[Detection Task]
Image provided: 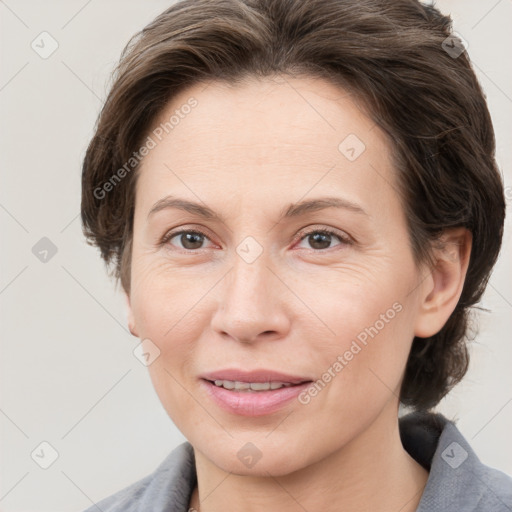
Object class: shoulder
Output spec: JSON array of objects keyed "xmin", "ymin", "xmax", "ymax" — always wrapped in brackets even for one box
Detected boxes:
[
  {"xmin": 400, "ymin": 411, "xmax": 512, "ymax": 511},
  {"xmin": 81, "ymin": 442, "xmax": 196, "ymax": 512}
]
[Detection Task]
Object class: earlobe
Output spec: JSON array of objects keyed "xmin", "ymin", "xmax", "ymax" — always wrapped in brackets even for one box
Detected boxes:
[
  {"xmin": 414, "ymin": 228, "xmax": 472, "ymax": 338},
  {"xmin": 124, "ymin": 292, "xmax": 139, "ymax": 338}
]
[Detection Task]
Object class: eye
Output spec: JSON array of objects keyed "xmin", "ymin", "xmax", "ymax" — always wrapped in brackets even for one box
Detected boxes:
[
  {"xmin": 160, "ymin": 226, "xmax": 352, "ymax": 253},
  {"xmin": 162, "ymin": 229, "xmax": 214, "ymax": 251},
  {"xmin": 295, "ymin": 227, "xmax": 351, "ymax": 251}
]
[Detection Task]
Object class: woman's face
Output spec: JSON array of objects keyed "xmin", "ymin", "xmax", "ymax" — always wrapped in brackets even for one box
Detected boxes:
[{"xmin": 127, "ymin": 75, "xmax": 430, "ymax": 475}]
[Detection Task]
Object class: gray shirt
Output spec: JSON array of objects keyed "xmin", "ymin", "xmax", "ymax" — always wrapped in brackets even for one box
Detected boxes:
[{"xmin": 83, "ymin": 411, "xmax": 512, "ymax": 511}]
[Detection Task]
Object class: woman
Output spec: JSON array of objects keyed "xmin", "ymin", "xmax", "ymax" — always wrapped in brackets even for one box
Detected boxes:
[{"xmin": 80, "ymin": 0, "xmax": 512, "ymax": 510}]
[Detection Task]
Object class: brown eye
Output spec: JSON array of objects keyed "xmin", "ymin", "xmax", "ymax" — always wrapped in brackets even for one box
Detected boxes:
[
  {"xmin": 164, "ymin": 230, "xmax": 212, "ymax": 251},
  {"xmin": 307, "ymin": 232, "xmax": 335, "ymax": 250},
  {"xmin": 296, "ymin": 228, "xmax": 351, "ymax": 251}
]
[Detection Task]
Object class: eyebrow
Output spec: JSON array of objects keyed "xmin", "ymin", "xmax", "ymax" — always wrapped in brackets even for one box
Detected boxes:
[{"xmin": 147, "ymin": 195, "xmax": 368, "ymax": 222}]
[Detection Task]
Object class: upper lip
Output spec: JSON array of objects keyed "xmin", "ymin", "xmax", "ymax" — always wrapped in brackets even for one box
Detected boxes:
[{"xmin": 201, "ymin": 369, "xmax": 313, "ymax": 385}]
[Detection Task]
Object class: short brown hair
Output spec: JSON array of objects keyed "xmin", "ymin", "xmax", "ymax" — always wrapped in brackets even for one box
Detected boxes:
[{"xmin": 81, "ymin": 0, "xmax": 506, "ymax": 411}]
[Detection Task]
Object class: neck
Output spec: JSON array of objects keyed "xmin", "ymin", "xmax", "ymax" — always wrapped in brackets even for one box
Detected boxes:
[{"xmin": 190, "ymin": 404, "xmax": 429, "ymax": 512}]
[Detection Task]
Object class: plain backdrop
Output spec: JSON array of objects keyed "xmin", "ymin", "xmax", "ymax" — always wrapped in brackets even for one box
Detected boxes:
[{"xmin": 1, "ymin": 1, "xmax": 511, "ymax": 511}]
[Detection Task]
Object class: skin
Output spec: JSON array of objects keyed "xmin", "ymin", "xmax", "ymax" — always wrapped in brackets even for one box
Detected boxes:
[{"xmin": 125, "ymin": 75, "xmax": 472, "ymax": 512}]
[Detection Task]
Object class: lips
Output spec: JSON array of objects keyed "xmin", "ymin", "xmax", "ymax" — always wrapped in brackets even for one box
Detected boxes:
[
  {"xmin": 200, "ymin": 368, "xmax": 312, "ymax": 385},
  {"xmin": 199, "ymin": 368, "xmax": 314, "ymax": 416}
]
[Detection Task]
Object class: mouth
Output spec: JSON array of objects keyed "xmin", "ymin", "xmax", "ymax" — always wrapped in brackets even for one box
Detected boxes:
[
  {"xmin": 201, "ymin": 368, "xmax": 312, "ymax": 385},
  {"xmin": 207, "ymin": 379, "xmax": 299, "ymax": 392},
  {"xmin": 199, "ymin": 369, "xmax": 313, "ymax": 416}
]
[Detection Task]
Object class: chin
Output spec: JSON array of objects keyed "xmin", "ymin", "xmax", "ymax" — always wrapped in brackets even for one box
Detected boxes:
[{"xmin": 194, "ymin": 434, "xmax": 314, "ymax": 477}]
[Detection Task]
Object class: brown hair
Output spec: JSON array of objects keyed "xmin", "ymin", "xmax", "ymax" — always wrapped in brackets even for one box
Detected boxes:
[{"xmin": 81, "ymin": 0, "xmax": 506, "ymax": 411}]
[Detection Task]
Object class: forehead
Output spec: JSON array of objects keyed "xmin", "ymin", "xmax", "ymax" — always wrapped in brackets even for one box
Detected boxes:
[
  {"xmin": 147, "ymin": 75, "xmax": 380, "ymax": 154},
  {"xmin": 135, "ymin": 75, "xmax": 399, "ymax": 220}
]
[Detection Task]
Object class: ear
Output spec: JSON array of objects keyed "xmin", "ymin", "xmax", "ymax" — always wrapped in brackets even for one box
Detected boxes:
[
  {"xmin": 414, "ymin": 227, "xmax": 472, "ymax": 338},
  {"xmin": 124, "ymin": 291, "xmax": 139, "ymax": 338}
]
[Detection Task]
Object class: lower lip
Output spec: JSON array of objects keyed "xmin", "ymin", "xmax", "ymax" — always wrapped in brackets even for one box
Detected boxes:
[{"xmin": 200, "ymin": 379, "xmax": 312, "ymax": 417}]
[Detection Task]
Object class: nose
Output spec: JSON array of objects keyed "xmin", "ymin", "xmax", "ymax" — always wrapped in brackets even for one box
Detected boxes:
[{"xmin": 210, "ymin": 252, "xmax": 291, "ymax": 344}]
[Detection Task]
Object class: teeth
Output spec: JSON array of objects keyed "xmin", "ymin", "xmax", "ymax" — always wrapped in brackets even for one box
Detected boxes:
[
  {"xmin": 250, "ymin": 382, "xmax": 270, "ymax": 391},
  {"xmin": 212, "ymin": 380, "xmax": 294, "ymax": 391}
]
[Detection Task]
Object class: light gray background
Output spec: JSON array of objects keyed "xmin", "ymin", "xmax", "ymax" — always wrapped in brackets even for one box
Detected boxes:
[{"xmin": 1, "ymin": 1, "xmax": 511, "ymax": 511}]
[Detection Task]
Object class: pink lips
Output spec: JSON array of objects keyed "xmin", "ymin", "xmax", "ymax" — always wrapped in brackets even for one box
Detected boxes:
[
  {"xmin": 201, "ymin": 368, "xmax": 310, "ymax": 384},
  {"xmin": 199, "ymin": 368, "xmax": 313, "ymax": 417}
]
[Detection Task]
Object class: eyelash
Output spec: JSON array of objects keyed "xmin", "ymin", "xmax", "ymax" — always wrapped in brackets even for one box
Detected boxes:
[{"xmin": 159, "ymin": 226, "xmax": 353, "ymax": 252}]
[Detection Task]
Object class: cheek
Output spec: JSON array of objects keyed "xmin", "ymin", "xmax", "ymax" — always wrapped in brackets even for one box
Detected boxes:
[
  {"xmin": 293, "ymin": 260, "xmax": 413, "ymax": 351},
  {"xmin": 128, "ymin": 261, "xmax": 208, "ymax": 409},
  {"xmin": 294, "ymin": 263, "xmax": 417, "ymax": 411},
  {"xmin": 130, "ymin": 256, "xmax": 209, "ymax": 338},
  {"xmin": 133, "ymin": 276, "xmax": 206, "ymax": 433}
]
